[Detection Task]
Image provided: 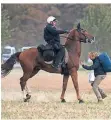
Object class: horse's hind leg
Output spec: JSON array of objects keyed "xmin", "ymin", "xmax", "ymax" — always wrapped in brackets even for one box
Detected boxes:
[
  {"xmin": 20, "ymin": 72, "xmax": 32, "ymax": 102},
  {"xmin": 25, "ymin": 68, "xmax": 40, "ymax": 100},
  {"xmin": 60, "ymin": 75, "xmax": 69, "ymax": 102},
  {"xmin": 25, "ymin": 84, "xmax": 31, "ymax": 100},
  {"xmin": 30, "ymin": 67, "xmax": 40, "ymax": 78}
]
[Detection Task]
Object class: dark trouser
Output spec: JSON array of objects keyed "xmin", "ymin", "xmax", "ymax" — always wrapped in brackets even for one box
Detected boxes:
[
  {"xmin": 47, "ymin": 40, "xmax": 65, "ymax": 67},
  {"xmin": 51, "ymin": 42, "xmax": 65, "ymax": 67},
  {"xmin": 54, "ymin": 46, "xmax": 65, "ymax": 67}
]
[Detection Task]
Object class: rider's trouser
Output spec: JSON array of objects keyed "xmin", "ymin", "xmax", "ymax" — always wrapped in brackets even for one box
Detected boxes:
[
  {"xmin": 51, "ymin": 42, "xmax": 65, "ymax": 67},
  {"xmin": 54, "ymin": 47, "xmax": 65, "ymax": 67}
]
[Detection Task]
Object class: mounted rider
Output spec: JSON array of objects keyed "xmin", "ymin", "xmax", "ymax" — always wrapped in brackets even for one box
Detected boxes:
[{"xmin": 44, "ymin": 16, "xmax": 69, "ymax": 70}]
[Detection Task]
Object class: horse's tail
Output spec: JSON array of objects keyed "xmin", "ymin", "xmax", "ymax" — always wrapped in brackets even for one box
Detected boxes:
[{"xmin": 1, "ymin": 52, "xmax": 21, "ymax": 78}]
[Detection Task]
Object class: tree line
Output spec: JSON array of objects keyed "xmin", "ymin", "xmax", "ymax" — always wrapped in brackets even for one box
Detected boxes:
[{"xmin": 1, "ymin": 4, "xmax": 111, "ymax": 60}]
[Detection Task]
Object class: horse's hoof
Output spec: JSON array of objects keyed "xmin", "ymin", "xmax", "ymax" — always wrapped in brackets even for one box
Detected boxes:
[
  {"xmin": 79, "ymin": 99, "xmax": 84, "ymax": 103},
  {"xmin": 26, "ymin": 94, "xmax": 31, "ymax": 100},
  {"xmin": 61, "ymin": 99, "xmax": 66, "ymax": 103}
]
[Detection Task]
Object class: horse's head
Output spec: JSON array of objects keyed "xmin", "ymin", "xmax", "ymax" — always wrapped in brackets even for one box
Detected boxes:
[
  {"xmin": 76, "ymin": 23, "xmax": 95, "ymax": 43},
  {"xmin": 67, "ymin": 23, "xmax": 95, "ymax": 43}
]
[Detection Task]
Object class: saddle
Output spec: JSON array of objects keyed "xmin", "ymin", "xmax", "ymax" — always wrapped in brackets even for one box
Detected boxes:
[
  {"xmin": 37, "ymin": 44, "xmax": 69, "ymax": 75},
  {"xmin": 37, "ymin": 44, "xmax": 55, "ymax": 62}
]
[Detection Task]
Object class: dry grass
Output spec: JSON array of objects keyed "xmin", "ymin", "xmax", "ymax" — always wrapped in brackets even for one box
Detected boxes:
[
  {"xmin": 2, "ymin": 91, "xmax": 111, "ymax": 119},
  {"xmin": 1, "ymin": 70, "xmax": 111, "ymax": 119}
]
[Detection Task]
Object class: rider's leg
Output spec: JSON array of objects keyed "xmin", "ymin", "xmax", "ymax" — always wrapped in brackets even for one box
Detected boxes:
[{"xmin": 52, "ymin": 46, "xmax": 65, "ymax": 69}]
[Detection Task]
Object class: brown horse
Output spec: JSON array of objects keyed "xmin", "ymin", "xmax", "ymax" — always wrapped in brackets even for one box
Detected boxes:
[{"xmin": 1, "ymin": 23, "xmax": 95, "ymax": 103}]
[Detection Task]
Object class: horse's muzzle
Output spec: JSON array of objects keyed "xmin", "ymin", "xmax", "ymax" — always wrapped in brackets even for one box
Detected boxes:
[
  {"xmin": 91, "ymin": 37, "xmax": 95, "ymax": 43},
  {"xmin": 87, "ymin": 37, "xmax": 95, "ymax": 43},
  {"xmin": 92, "ymin": 37, "xmax": 95, "ymax": 42}
]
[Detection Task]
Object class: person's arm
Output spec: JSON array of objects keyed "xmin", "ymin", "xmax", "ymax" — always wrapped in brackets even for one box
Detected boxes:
[
  {"xmin": 82, "ymin": 59, "xmax": 100, "ymax": 70},
  {"xmin": 47, "ymin": 25, "xmax": 68, "ymax": 35}
]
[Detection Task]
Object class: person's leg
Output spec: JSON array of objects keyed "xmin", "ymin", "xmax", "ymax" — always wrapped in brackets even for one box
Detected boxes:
[
  {"xmin": 92, "ymin": 75, "xmax": 105, "ymax": 102},
  {"xmin": 52, "ymin": 46, "xmax": 65, "ymax": 69},
  {"xmin": 98, "ymin": 87, "xmax": 107, "ymax": 99},
  {"xmin": 98, "ymin": 75, "xmax": 107, "ymax": 99}
]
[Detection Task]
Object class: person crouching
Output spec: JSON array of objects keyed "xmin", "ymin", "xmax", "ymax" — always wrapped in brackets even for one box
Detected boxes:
[{"xmin": 80, "ymin": 51, "xmax": 107, "ymax": 103}]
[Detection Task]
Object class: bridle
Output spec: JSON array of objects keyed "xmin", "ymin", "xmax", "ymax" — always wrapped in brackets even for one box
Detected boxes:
[{"xmin": 77, "ymin": 29, "xmax": 89, "ymax": 43}]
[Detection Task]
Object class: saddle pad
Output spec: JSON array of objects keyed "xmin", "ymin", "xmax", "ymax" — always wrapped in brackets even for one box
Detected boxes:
[{"xmin": 45, "ymin": 61, "xmax": 53, "ymax": 64}]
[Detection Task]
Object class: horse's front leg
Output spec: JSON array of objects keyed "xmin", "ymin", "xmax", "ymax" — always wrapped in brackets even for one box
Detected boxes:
[
  {"xmin": 60, "ymin": 75, "xmax": 69, "ymax": 102},
  {"xmin": 70, "ymin": 68, "xmax": 84, "ymax": 103}
]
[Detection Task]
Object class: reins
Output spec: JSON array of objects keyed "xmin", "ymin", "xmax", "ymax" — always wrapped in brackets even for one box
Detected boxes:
[
  {"xmin": 60, "ymin": 35, "xmax": 85, "ymax": 42},
  {"xmin": 60, "ymin": 29, "xmax": 88, "ymax": 42},
  {"xmin": 60, "ymin": 35, "xmax": 74, "ymax": 41}
]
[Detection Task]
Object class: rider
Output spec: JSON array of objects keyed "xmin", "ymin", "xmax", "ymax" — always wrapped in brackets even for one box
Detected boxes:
[{"xmin": 44, "ymin": 16, "xmax": 69, "ymax": 70}]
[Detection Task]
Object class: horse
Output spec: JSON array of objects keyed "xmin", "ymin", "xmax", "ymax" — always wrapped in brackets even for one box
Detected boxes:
[{"xmin": 1, "ymin": 23, "xmax": 95, "ymax": 103}]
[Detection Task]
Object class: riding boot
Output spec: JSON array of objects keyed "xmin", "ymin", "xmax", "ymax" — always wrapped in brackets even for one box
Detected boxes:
[{"xmin": 52, "ymin": 47, "xmax": 65, "ymax": 70}]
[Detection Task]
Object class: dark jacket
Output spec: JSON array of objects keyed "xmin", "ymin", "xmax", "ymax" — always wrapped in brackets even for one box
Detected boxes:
[
  {"xmin": 82, "ymin": 57, "xmax": 106, "ymax": 77},
  {"xmin": 44, "ymin": 24, "xmax": 67, "ymax": 45}
]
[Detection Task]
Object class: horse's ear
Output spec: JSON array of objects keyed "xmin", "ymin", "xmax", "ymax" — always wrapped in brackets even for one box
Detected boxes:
[{"xmin": 77, "ymin": 23, "xmax": 81, "ymax": 30}]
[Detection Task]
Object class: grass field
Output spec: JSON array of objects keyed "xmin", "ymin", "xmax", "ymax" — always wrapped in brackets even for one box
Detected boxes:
[
  {"xmin": 1, "ymin": 69, "xmax": 111, "ymax": 119},
  {"xmin": 2, "ymin": 91, "xmax": 111, "ymax": 119}
]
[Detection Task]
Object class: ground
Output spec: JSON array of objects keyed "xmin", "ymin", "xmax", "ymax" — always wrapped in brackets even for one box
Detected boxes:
[{"xmin": 1, "ymin": 68, "xmax": 111, "ymax": 119}]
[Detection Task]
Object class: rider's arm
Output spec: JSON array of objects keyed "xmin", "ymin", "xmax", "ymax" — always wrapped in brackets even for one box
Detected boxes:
[{"xmin": 47, "ymin": 25, "xmax": 68, "ymax": 35}]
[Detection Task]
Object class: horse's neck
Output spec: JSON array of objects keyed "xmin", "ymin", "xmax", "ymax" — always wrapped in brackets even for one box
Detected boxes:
[
  {"xmin": 65, "ymin": 40, "xmax": 81, "ymax": 57},
  {"xmin": 65, "ymin": 40, "xmax": 81, "ymax": 69}
]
